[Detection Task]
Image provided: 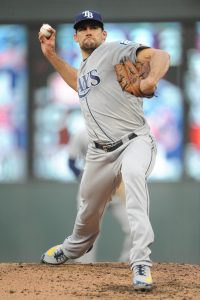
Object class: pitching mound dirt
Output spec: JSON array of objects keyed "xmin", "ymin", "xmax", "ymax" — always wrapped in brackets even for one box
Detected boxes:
[{"xmin": 0, "ymin": 262, "xmax": 200, "ymax": 299}]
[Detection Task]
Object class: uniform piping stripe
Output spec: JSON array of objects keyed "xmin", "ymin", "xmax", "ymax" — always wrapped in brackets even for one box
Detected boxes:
[
  {"xmin": 85, "ymin": 97, "xmax": 115, "ymax": 142},
  {"xmin": 145, "ymin": 149, "xmax": 153, "ymax": 176},
  {"xmin": 145, "ymin": 136, "xmax": 154, "ymax": 215},
  {"xmin": 145, "ymin": 181, "xmax": 150, "ymax": 216},
  {"xmin": 145, "ymin": 135, "xmax": 154, "ymax": 177}
]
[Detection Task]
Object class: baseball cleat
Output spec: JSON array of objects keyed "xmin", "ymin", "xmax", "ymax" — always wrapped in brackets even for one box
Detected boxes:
[
  {"xmin": 40, "ymin": 244, "xmax": 69, "ymax": 265},
  {"xmin": 133, "ymin": 265, "xmax": 153, "ymax": 291}
]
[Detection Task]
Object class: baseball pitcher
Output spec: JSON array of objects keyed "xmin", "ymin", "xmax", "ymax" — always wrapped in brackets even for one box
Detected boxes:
[{"xmin": 38, "ymin": 10, "xmax": 170, "ymax": 291}]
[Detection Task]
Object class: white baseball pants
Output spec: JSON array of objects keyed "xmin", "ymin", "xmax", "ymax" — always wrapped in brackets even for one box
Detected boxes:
[{"xmin": 62, "ymin": 134, "xmax": 157, "ymax": 267}]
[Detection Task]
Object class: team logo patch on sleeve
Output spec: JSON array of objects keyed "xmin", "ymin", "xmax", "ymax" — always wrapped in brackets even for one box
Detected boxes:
[{"xmin": 120, "ymin": 40, "xmax": 131, "ymax": 45}]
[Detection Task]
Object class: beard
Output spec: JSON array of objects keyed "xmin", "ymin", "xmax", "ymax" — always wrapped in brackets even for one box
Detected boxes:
[{"xmin": 80, "ymin": 38, "xmax": 101, "ymax": 54}]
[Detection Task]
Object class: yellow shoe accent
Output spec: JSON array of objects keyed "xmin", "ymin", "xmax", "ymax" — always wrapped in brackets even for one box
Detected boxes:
[
  {"xmin": 145, "ymin": 276, "xmax": 152, "ymax": 284},
  {"xmin": 47, "ymin": 245, "xmax": 61, "ymax": 256}
]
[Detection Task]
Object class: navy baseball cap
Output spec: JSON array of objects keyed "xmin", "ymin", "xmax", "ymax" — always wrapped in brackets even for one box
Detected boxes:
[{"xmin": 74, "ymin": 10, "xmax": 104, "ymax": 30}]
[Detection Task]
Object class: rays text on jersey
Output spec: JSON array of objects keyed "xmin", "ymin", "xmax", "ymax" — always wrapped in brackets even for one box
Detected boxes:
[{"xmin": 78, "ymin": 69, "xmax": 101, "ymax": 98}]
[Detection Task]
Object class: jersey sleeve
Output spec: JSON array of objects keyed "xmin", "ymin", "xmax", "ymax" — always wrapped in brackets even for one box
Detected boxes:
[{"xmin": 106, "ymin": 41, "xmax": 150, "ymax": 65}]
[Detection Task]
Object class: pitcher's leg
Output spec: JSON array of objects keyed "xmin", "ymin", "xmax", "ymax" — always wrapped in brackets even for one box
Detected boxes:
[
  {"xmin": 74, "ymin": 186, "xmax": 98, "ymax": 263},
  {"xmin": 121, "ymin": 135, "xmax": 157, "ymax": 268},
  {"xmin": 62, "ymin": 160, "xmax": 116, "ymax": 259},
  {"xmin": 109, "ymin": 195, "xmax": 131, "ymax": 262}
]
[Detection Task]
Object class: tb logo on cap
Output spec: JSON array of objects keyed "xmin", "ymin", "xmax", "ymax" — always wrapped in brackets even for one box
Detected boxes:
[{"xmin": 83, "ymin": 11, "xmax": 93, "ymax": 18}]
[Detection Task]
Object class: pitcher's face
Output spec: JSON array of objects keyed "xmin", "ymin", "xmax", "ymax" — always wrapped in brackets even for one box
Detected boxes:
[{"xmin": 74, "ymin": 22, "xmax": 107, "ymax": 55}]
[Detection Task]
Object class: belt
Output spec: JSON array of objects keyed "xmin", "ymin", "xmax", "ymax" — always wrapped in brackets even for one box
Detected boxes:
[{"xmin": 94, "ymin": 132, "xmax": 137, "ymax": 152}]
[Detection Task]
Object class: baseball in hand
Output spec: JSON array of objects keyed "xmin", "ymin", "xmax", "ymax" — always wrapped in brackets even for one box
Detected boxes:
[{"xmin": 40, "ymin": 24, "xmax": 52, "ymax": 38}]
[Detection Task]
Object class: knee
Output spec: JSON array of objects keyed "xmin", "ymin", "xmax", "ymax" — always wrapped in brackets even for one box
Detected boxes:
[{"xmin": 122, "ymin": 166, "xmax": 145, "ymax": 182}]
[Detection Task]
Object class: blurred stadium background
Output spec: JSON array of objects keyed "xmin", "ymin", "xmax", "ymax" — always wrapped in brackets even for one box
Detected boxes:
[{"xmin": 0, "ymin": 0, "xmax": 199, "ymax": 263}]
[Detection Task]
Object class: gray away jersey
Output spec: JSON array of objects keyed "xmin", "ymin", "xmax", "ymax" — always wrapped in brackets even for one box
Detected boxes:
[{"xmin": 77, "ymin": 41, "xmax": 151, "ymax": 143}]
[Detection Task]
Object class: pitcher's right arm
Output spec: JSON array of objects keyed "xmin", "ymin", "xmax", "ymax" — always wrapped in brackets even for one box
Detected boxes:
[{"xmin": 38, "ymin": 26, "xmax": 78, "ymax": 92}]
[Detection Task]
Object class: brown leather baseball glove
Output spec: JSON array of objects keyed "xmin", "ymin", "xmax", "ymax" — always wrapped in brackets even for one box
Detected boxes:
[{"xmin": 115, "ymin": 59, "xmax": 155, "ymax": 98}]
